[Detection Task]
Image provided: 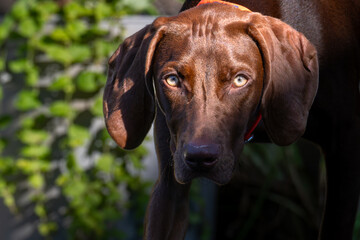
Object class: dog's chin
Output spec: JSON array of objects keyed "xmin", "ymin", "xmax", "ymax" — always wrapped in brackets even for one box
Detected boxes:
[
  {"xmin": 173, "ymin": 159, "xmax": 235, "ymax": 185},
  {"xmin": 174, "ymin": 169, "xmax": 233, "ymax": 185}
]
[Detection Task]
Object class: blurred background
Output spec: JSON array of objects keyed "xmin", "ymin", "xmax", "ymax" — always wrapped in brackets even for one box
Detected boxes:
[{"xmin": 0, "ymin": 0, "xmax": 359, "ymax": 239}]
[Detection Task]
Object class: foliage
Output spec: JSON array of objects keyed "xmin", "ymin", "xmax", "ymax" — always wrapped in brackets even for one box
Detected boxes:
[
  {"xmin": 354, "ymin": 211, "xmax": 360, "ymax": 240},
  {"xmin": 238, "ymin": 143, "xmax": 324, "ymax": 240},
  {"xmin": 1, "ymin": 0, "xmax": 356, "ymax": 240},
  {"xmin": 0, "ymin": 0, "xmax": 155, "ymax": 239},
  {"xmin": 187, "ymin": 142, "xmax": 325, "ymax": 240}
]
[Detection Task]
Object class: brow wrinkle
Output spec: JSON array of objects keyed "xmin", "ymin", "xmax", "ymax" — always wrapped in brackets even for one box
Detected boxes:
[{"xmin": 202, "ymin": 82, "xmax": 207, "ymax": 104}]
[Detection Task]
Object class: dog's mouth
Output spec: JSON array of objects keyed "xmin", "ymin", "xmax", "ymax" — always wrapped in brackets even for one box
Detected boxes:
[{"xmin": 172, "ymin": 147, "xmax": 235, "ymax": 185}]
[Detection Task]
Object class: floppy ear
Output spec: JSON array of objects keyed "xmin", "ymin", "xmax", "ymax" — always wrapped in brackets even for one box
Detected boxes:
[
  {"xmin": 248, "ymin": 14, "xmax": 319, "ymax": 145},
  {"xmin": 103, "ymin": 17, "xmax": 168, "ymax": 149}
]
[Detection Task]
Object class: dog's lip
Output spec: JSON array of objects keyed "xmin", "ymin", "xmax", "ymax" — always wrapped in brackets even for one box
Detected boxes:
[
  {"xmin": 175, "ymin": 158, "xmax": 234, "ymax": 185},
  {"xmin": 175, "ymin": 170, "xmax": 233, "ymax": 185}
]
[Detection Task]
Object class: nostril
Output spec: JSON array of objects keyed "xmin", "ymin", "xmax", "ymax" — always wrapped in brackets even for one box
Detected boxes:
[
  {"xmin": 183, "ymin": 143, "xmax": 220, "ymax": 170},
  {"xmin": 203, "ymin": 157, "xmax": 218, "ymax": 166},
  {"xmin": 185, "ymin": 154, "xmax": 217, "ymax": 166}
]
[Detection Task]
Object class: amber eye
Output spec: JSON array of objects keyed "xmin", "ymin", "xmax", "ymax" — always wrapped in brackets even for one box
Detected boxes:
[
  {"xmin": 165, "ymin": 75, "xmax": 180, "ymax": 87},
  {"xmin": 233, "ymin": 75, "xmax": 248, "ymax": 88}
]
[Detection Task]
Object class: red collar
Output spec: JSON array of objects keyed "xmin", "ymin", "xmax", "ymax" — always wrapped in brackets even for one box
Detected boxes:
[
  {"xmin": 197, "ymin": 0, "xmax": 251, "ymax": 12},
  {"xmin": 244, "ymin": 113, "xmax": 262, "ymax": 143},
  {"xmin": 196, "ymin": 0, "xmax": 261, "ymax": 143}
]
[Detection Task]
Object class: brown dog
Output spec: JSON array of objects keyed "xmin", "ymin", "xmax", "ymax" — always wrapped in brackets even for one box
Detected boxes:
[{"xmin": 103, "ymin": 0, "xmax": 360, "ymax": 239}]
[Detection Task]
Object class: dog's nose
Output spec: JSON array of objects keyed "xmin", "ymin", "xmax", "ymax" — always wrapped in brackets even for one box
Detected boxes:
[{"xmin": 183, "ymin": 143, "xmax": 220, "ymax": 170}]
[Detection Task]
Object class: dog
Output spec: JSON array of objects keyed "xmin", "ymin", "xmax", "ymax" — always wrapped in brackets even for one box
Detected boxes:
[{"xmin": 103, "ymin": 0, "xmax": 360, "ymax": 239}]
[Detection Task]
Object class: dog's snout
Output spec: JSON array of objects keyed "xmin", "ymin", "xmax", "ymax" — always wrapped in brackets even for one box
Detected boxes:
[{"xmin": 183, "ymin": 143, "xmax": 220, "ymax": 170}]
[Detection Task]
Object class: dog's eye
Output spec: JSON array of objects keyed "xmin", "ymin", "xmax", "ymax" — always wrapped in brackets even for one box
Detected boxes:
[
  {"xmin": 232, "ymin": 75, "xmax": 248, "ymax": 88},
  {"xmin": 165, "ymin": 75, "xmax": 180, "ymax": 87}
]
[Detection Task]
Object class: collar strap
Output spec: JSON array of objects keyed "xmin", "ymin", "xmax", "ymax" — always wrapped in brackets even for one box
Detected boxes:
[
  {"xmin": 244, "ymin": 113, "xmax": 262, "ymax": 143},
  {"xmin": 197, "ymin": 0, "xmax": 251, "ymax": 12},
  {"xmin": 197, "ymin": 0, "xmax": 259, "ymax": 143}
]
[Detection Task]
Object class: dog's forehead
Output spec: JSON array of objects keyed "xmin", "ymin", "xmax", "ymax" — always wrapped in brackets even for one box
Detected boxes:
[
  {"xmin": 152, "ymin": 5, "xmax": 263, "ymax": 76},
  {"xmin": 163, "ymin": 3, "xmax": 251, "ymax": 37},
  {"xmin": 154, "ymin": 13, "xmax": 257, "ymax": 64}
]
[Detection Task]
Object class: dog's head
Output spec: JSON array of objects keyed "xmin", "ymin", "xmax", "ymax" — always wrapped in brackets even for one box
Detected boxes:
[{"xmin": 103, "ymin": 4, "xmax": 318, "ymax": 184}]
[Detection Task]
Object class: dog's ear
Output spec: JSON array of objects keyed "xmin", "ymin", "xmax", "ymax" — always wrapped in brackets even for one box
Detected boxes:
[
  {"xmin": 103, "ymin": 17, "xmax": 168, "ymax": 149},
  {"xmin": 248, "ymin": 14, "xmax": 319, "ymax": 145}
]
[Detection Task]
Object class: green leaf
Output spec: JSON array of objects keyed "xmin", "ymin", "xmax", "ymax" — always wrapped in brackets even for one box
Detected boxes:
[
  {"xmin": 0, "ymin": 85, "xmax": 2, "ymax": 100},
  {"xmin": 56, "ymin": 174, "xmax": 68, "ymax": 186},
  {"xmin": 65, "ymin": 20, "xmax": 88, "ymax": 40},
  {"xmin": 0, "ymin": 115, "xmax": 11, "ymax": 129},
  {"xmin": 64, "ymin": 179, "xmax": 87, "ymax": 198},
  {"xmin": 64, "ymin": 2, "xmax": 90, "ymax": 20},
  {"xmin": 17, "ymin": 159, "xmax": 50, "ymax": 173},
  {"xmin": 68, "ymin": 44, "xmax": 91, "ymax": 63},
  {"xmin": 0, "ymin": 139, "xmax": 6, "ymax": 154},
  {"xmin": 0, "ymin": 16, "xmax": 14, "ymax": 41},
  {"xmin": 35, "ymin": 204, "xmax": 46, "ymax": 218},
  {"xmin": 33, "ymin": 1, "xmax": 58, "ymax": 15},
  {"xmin": 11, "ymin": 1, "xmax": 29, "ymax": 20},
  {"xmin": 66, "ymin": 153, "xmax": 78, "ymax": 170},
  {"xmin": 0, "ymin": 180, "xmax": 7, "ymax": 189},
  {"xmin": 119, "ymin": 0, "xmax": 157, "ymax": 14},
  {"xmin": 91, "ymin": 96, "xmax": 103, "ymax": 117},
  {"xmin": 18, "ymin": 18, "xmax": 38, "ymax": 38},
  {"xmin": 49, "ymin": 101, "xmax": 73, "ymax": 118},
  {"xmin": 9, "ymin": 59, "xmax": 31, "ymax": 73},
  {"xmin": 28, "ymin": 173, "xmax": 45, "ymax": 189},
  {"xmin": 18, "ymin": 129, "xmax": 48, "ymax": 145},
  {"xmin": 50, "ymin": 28, "xmax": 71, "ymax": 43},
  {"xmin": 41, "ymin": 44, "xmax": 91, "ymax": 65},
  {"xmin": 86, "ymin": 192, "xmax": 102, "ymax": 206},
  {"xmin": 0, "ymin": 186, "xmax": 16, "ymax": 210},
  {"xmin": 89, "ymin": 24, "xmax": 108, "ymax": 36},
  {"xmin": 128, "ymin": 154, "xmax": 144, "ymax": 170},
  {"xmin": 96, "ymin": 154, "xmax": 114, "ymax": 173},
  {"xmin": 97, "ymin": 74, "xmax": 107, "ymax": 85},
  {"xmin": 50, "ymin": 75, "xmax": 74, "ymax": 93},
  {"xmin": 15, "ymin": 90, "xmax": 41, "ymax": 111},
  {"xmin": 76, "ymin": 72, "xmax": 98, "ymax": 92},
  {"xmin": 94, "ymin": 2, "xmax": 112, "ymax": 21},
  {"xmin": 0, "ymin": 58, "xmax": 5, "ymax": 72},
  {"xmin": 21, "ymin": 145, "xmax": 50, "ymax": 159},
  {"xmin": 0, "ymin": 156, "xmax": 14, "ymax": 172},
  {"xmin": 26, "ymin": 68, "xmax": 39, "ymax": 86},
  {"xmin": 33, "ymin": 2, "xmax": 58, "ymax": 24},
  {"xmin": 40, "ymin": 44, "xmax": 72, "ymax": 65},
  {"xmin": 38, "ymin": 222, "xmax": 57, "ymax": 236},
  {"xmin": 68, "ymin": 124, "xmax": 90, "ymax": 148},
  {"xmin": 20, "ymin": 117, "xmax": 35, "ymax": 129},
  {"xmin": 94, "ymin": 40, "xmax": 115, "ymax": 60}
]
